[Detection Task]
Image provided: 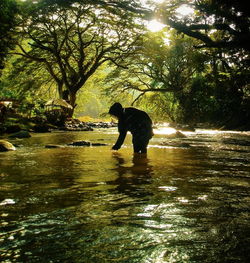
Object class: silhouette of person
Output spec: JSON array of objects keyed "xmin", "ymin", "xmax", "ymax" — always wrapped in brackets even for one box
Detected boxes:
[{"xmin": 109, "ymin": 103, "xmax": 154, "ymax": 154}]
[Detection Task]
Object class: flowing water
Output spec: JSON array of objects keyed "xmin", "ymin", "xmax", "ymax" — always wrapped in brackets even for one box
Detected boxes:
[{"xmin": 0, "ymin": 127, "xmax": 250, "ymax": 263}]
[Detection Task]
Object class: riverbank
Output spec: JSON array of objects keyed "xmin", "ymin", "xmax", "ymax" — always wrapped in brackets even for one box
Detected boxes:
[
  {"xmin": 0, "ymin": 116, "xmax": 116, "ymax": 137},
  {"xmin": 1, "ymin": 115, "xmax": 249, "ymax": 139}
]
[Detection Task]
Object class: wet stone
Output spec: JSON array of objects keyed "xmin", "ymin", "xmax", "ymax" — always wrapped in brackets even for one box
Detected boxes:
[
  {"xmin": 92, "ymin": 142, "xmax": 107, "ymax": 146},
  {"xmin": 67, "ymin": 141, "xmax": 91, "ymax": 146},
  {"xmin": 67, "ymin": 141, "xmax": 107, "ymax": 147},
  {"xmin": 45, "ymin": 144, "xmax": 65, "ymax": 148},
  {"xmin": 165, "ymin": 131, "xmax": 187, "ymax": 139},
  {"xmin": 0, "ymin": 140, "xmax": 16, "ymax": 151}
]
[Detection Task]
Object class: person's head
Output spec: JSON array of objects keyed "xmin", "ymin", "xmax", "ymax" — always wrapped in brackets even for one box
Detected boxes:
[{"xmin": 109, "ymin": 102, "xmax": 123, "ymax": 118}]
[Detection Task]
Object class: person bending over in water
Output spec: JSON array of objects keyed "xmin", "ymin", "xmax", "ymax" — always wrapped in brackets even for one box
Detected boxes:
[{"xmin": 109, "ymin": 102, "xmax": 154, "ymax": 154}]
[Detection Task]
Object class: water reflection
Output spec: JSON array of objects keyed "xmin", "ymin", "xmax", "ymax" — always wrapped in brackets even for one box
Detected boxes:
[
  {"xmin": 0, "ymin": 129, "xmax": 249, "ymax": 263},
  {"xmin": 111, "ymin": 153, "xmax": 153, "ymax": 198},
  {"xmin": 113, "ymin": 152, "xmax": 153, "ymax": 176}
]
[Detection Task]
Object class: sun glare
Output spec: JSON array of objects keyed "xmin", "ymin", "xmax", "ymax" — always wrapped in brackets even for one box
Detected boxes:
[
  {"xmin": 176, "ymin": 5, "xmax": 194, "ymax": 17},
  {"xmin": 147, "ymin": 19, "xmax": 165, "ymax": 32}
]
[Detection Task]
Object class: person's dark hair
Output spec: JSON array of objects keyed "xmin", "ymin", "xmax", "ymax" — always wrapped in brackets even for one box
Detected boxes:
[{"xmin": 109, "ymin": 102, "xmax": 123, "ymax": 117}]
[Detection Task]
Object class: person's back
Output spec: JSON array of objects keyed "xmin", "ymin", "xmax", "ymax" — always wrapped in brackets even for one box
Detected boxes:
[
  {"xmin": 109, "ymin": 103, "xmax": 153, "ymax": 154},
  {"xmin": 120, "ymin": 107, "xmax": 152, "ymax": 133}
]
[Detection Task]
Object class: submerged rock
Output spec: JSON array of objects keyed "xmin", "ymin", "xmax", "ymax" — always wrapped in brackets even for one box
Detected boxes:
[
  {"xmin": 68, "ymin": 140, "xmax": 91, "ymax": 146},
  {"xmin": 45, "ymin": 144, "xmax": 65, "ymax": 148},
  {"xmin": 45, "ymin": 140, "xmax": 108, "ymax": 148},
  {"xmin": 0, "ymin": 140, "xmax": 16, "ymax": 151},
  {"xmin": 67, "ymin": 140, "xmax": 107, "ymax": 147},
  {"xmin": 160, "ymin": 141, "xmax": 191, "ymax": 148},
  {"xmin": 165, "ymin": 131, "xmax": 187, "ymax": 139},
  {"xmin": 92, "ymin": 142, "xmax": 107, "ymax": 146}
]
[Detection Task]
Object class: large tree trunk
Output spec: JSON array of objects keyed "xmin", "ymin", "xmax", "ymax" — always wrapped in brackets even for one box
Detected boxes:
[
  {"xmin": 57, "ymin": 82, "xmax": 64, "ymax": 99},
  {"xmin": 68, "ymin": 91, "xmax": 77, "ymax": 118}
]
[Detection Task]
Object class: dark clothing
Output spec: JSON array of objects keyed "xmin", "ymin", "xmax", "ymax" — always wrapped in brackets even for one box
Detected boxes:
[{"xmin": 111, "ymin": 106, "xmax": 153, "ymax": 153}]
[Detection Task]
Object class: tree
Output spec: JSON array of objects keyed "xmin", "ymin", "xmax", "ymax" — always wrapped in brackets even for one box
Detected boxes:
[
  {"xmin": 103, "ymin": 30, "xmax": 207, "ymax": 121},
  {"xmin": 0, "ymin": 0, "xmax": 18, "ymax": 73},
  {"xmin": 162, "ymin": 0, "xmax": 250, "ymax": 53},
  {"xmin": 12, "ymin": 1, "xmax": 143, "ymax": 116}
]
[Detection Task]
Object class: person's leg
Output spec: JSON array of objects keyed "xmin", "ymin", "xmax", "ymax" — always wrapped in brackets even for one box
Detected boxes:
[
  {"xmin": 133, "ymin": 140, "xmax": 141, "ymax": 153},
  {"xmin": 132, "ymin": 135, "xmax": 149, "ymax": 154},
  {"xmin": 140, "ymin": 138, "xmax": 149, "ymax": 153}
]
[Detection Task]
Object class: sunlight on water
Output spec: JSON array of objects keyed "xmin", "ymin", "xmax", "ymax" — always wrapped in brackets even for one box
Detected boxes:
[
  {"xmin": 153, "ymin": 127, "xmax": 177, "ymax": 135},
  {"xmin": 0, "ymin": 129, "xmax": 249, "ymax": 262},
  {"xmin": 195, "ymin": 129, "xmax": 241, "ymax": 135}
]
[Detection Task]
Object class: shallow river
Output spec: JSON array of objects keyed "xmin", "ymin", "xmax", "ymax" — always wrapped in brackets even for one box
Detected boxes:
[{"xmin": 0, "ymin": 127, "xmax": 250, "ymax": 263}]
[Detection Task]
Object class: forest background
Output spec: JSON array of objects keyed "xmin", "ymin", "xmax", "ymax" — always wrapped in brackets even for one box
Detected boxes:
[{"xmin": 0, "ymin": 0, "xmax": 249, "ymax": 130}]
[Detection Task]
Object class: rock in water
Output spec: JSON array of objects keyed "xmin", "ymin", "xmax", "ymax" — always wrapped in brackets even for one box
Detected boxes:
[
  {"xmin": 91, "ymin": 142, "xmax": 107, "ymax": 146},
  {"xmin": 165, "ymin": 131, "xmax": 187, "ymax": 139},
  {"xmin": 67, "ymin": 141, "xmax": 107, "ymax": 147},
  {"xmin": 67, "ymin": 141, "xmax": 91, "ymax": 146},
  {"xmin": 9, "ymin": 130, "xmax": 31, "ymax": 138},
  {"xmin": 0, "ymin": 140, "xmax": 16, "ymax": 151},
  {"xmin": 45, "ymin": 144, "xmax": 65, "ymax": 148}
]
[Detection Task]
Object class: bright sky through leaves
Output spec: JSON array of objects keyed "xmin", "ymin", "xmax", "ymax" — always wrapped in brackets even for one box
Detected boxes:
[{"xmin": 147, "ymin": 3, "xmax": 194, "ymax": 32}]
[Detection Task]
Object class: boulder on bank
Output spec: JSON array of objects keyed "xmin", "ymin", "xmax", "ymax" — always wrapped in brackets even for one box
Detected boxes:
[
  {"xmin": 62, "ymin": 119, "xmax": 115, "ymax": 131},
  {"xmin": 33, "ymin": 123, "xmax": 55, "ymax": 133},
  {"xmin": 63, "ymin": 119, "xmax": 93, "ymax": 131},
  {"xmin": 5, "ymin": 124, "xmax": 22, "ymax": 134},
  {"xmin": 86, "ymin": 122, "xmax": 117, "ymax": 128},
  {"xmin": 9, "ymin": 130, "xmax": 31, "ymax": 138},
  {"xmin": 0, "ymin": 140, "xmax": 16, "ymax": 151}
]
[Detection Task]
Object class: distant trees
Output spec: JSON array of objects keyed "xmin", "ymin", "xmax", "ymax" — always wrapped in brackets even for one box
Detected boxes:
[{"xmin": 11, "ymin": 1, "xmax": 143, "ymax": 116}]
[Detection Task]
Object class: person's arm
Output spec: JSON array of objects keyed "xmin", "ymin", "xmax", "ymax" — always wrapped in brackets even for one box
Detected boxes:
[
  {"xmin": 112, "ymin": 130, "xmax": 127, "ymax": 150},
  {"xmin": 112, "ymin": 121, "xmax": 127, "ymax": 150}
]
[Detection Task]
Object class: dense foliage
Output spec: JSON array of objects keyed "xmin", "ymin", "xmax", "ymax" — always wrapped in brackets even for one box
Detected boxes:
[
  {"xmin": 0, "ymin": 0, "xmax": 249, "ymax": 129},
  {"xmin": 0, "ymin": 0, "xmax": 18, "ymax": 72}
]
